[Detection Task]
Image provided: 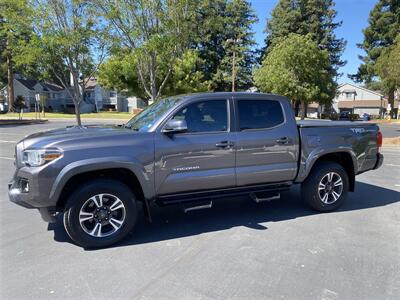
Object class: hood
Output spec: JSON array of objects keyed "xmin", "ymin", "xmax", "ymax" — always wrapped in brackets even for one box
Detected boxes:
[{"xmin": 20, "ymin": 125, "xmax": 136, "ymax": 150}]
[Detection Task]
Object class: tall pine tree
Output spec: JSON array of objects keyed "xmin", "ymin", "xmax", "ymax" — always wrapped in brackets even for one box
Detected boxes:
[
  {"xmin": 351, "ymin": 0, "xmax": 400, "ymax": 117},
  {"xmin": 261, "ymin": 0, "xmax": 345, "ymax": 104},
  {"xmin": 194, "ymin": 0, "xmax": 257, "ymax": 91}
]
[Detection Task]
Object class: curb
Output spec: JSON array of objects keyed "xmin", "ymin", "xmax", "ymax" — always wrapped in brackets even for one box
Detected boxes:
[{"xmin": 0, "ymin": 119, "xmax": 49, "ymax": 125}]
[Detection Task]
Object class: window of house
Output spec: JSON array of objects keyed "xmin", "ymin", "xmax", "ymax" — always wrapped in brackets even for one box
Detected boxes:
[
  {"xmin": 172, "ymin": 100, "xmax": 228, "ymax": 133},
  {"xmin": 345, "ymin": 92, "xmax": 354, "ymax": 99},
  {"xmin": 238, "ymin": 100, "xmax": 284, "ymax": 130}
]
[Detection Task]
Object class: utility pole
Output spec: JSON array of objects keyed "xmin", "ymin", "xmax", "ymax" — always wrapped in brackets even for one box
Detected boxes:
[{"xmin": 226, "ymin": 38, "xmax": 242, "ymax": 92}]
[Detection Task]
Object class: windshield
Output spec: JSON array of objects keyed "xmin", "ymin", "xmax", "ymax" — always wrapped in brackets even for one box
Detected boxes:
[{"xmin": 125, "ymin": 96, "xmax": 183, "ymax": 132}]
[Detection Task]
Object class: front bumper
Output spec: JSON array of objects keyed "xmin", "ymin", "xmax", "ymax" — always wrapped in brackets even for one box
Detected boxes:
[
  {"xmin": 8, "ymin": 172, "xmax": 58, "ymax": 223},
  {"xmin": 373, "ymin": 153, "xmax": 384, "ymax": 170}
]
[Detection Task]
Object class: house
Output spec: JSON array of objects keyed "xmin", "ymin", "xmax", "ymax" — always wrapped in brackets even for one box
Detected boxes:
[
  {"xmin": 1, "ymin": 76, "xmax": 144, "ymax": 113},
  {"xmin": 332, "ymin": 83, "xmax": 387, "ymax": 116},
  {"xmin": 83, "ymin": 78, "xmax": 145, "ymax": 112}
]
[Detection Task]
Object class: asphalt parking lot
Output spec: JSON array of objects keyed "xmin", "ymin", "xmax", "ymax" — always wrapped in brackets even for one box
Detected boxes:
[{"xmin": 0, "ymin": 120, "xmax": 399, "ymax": 299}]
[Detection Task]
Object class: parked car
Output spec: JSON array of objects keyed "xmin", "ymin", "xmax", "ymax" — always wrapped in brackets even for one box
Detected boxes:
[
  {"xmin": 0, "ymin": 102, "xmax": 8, "ymax": 114},
  {"xmin": 8, "ymin": 93, "xmax": 384, "ymax": 248},
  {"xmin": 339, "ymin": 111, "xmax": 351, "ymax": 120},
  {"xmin": 362, "ymin": 113, "xmax": 371, "ymax": 121}
]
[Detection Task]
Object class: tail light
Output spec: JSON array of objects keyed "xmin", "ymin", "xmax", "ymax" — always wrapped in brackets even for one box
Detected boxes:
[{"xmin": 377, "ymin": 129, "xmax": 383, "ymax": 151}]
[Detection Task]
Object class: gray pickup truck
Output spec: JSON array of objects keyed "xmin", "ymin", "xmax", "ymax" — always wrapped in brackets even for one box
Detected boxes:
[{"xmin": 9, "ymin": 92, "xmax": 383, "ymax": 247}]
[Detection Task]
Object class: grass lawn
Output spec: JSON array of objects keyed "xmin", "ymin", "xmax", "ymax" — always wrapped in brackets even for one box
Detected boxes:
[{"xmin": 1, "ymin": 111, "xmax": 135, "ymax": 120}]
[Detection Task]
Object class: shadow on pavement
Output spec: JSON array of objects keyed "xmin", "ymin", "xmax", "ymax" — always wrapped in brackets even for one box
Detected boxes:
[{"xmin": 48, "ymin": 182, "xmax": 400, "ymax": 249}]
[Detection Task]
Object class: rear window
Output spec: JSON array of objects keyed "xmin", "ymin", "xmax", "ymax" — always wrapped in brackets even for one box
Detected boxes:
[{"xmin": 238, "ymin": 100, "xmax": 284, "ymax": 130}]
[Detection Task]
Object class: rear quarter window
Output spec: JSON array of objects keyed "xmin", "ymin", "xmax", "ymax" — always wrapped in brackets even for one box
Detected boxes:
[{"xmin": 238, "ymin": 99, "xmax": 284, "ymax": 130}]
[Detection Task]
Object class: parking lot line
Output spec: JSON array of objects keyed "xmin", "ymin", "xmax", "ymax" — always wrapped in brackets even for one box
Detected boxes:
[{"xmin": 0, "ymin": 156, "xmax": 14, "ymax": 160}]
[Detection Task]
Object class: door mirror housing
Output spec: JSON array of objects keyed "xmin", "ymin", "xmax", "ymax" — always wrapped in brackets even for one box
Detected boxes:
[{"xmin": 163, "ymin": 119, "xmax": 188, "ymax": 134}]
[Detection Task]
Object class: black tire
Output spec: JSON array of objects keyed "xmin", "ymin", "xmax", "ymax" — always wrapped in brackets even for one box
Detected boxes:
[
  {"xmin": 301, "ymin": 161, "xmax": 349, "ymax": 212},
  {"xmin": 63, "ymin": 179, "xmax": 137, "ymax": 248}
]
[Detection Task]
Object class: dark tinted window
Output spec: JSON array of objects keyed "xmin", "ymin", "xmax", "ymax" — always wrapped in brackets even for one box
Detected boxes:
[
  {"xmin": 238, "ymin": 100, "xmax": 284, "ymax": 130},
  {"xmin": 172, "ymin": 100, "xmax": 228, "ymax": 133}
]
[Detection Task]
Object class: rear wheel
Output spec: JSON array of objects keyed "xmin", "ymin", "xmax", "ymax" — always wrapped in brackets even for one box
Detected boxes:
[
  {"xmin": 301, "ymin": 162, "xmax": 349, "ymax": 212},
  {"xmin": 63, "ymin": 179, "xmax": 137, "ymax": 248}
]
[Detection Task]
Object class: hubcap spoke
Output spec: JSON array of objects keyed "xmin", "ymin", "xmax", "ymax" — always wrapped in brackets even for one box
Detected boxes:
[
  {"xmin": 90, "ymin": 223, "xmax": 102, "ymax": 237},
  {"xmin": 327, "ymin": 172, "xmax": 334, "ymax": 182},
  {"xmin": 318, "ymin": 182, "xmax": 326, "ymax": 190},
  {"xmin": 334, "ymin": 178, "xmax": 342, "ymax": 187},
  {"xmin": 91, "ymin": 194, "xmax": 103, "ymax": 208},
  {"xmin": 109, "ymin": 218, "xmax": 123, "ymax": 229},
  {"xmin": 79, "ymin": 212, "xmax": 94, "ymax": 223},
  {"xmin": 321, "ymin": 193, "xmax": 329, "ymax": 203},
  {"xmin": 332, "ymin": 191, "xmax": 340, "ymax": 201},
  {"xmin": 109, "ymin": 199, "xmax": 124, "ymax": 211}
]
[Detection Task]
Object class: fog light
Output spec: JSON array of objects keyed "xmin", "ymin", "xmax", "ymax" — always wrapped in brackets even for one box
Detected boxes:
[{"xmin": 20, "ymin": 179, "xmax": 29, "ymax": 193}]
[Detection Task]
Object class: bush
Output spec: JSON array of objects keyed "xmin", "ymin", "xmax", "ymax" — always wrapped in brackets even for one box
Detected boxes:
[
  {"xmin": 321, "ymin": 112, "xmax": 338, "ymax": 120},
  {"xmin": 349, "ymin": 113, "xmax": 360, "ymax": 121}
]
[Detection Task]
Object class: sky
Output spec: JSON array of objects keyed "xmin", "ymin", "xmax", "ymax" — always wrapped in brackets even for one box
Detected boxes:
[{"xmin": 249, "ymin": 0, "xmax": 378, "ymax": 84}]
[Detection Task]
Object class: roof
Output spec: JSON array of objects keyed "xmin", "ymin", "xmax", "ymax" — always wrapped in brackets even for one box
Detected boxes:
[
  {"xmin": 83, "ymin": 78, "xmax": 97, "ymax": 90},
  {"xmin": 338, "ymin": 83, "xmax": 383, "ymax": 97},
  {"xmin": 16, "ymin": 79, "xmax": 39, "ymax": 90},
  {"xmin": 43, "ymin": 82, "xmax": 64, "ymax": 92},
  {"xmin": 338, "ymin": 100, "xmax": 387, "ymax": 108}
]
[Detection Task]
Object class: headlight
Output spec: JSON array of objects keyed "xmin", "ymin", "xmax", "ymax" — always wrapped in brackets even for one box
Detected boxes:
[{"xmin": 22, "ymin": 149, "xmax": 62, "ymax": 167}]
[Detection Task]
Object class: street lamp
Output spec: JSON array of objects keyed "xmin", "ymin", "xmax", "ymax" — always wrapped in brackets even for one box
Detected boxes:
[{"xmin": 226, "ymin": 38, "xmax": 242, "ymax": 92}]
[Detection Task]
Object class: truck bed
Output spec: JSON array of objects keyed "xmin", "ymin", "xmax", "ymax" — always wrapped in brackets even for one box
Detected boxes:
[
  {"xmin": 297, "ymin": 120, "xmax": 376, "ymax": 128},
  {"xmin": 295, "ymin": 119, "xmax": 381, "ymax": 181}
]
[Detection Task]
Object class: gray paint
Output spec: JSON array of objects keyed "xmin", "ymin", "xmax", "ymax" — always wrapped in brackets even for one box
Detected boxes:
[{"xmin": 8, "ymin": 92, "xmax": 382, "ymax": 214}]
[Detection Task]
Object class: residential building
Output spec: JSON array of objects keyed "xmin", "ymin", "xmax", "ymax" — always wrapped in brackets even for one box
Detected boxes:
[
  {"xmin": 1, "ymin": 76, "xmax": 145, "ymax": 113},
  {"xmin": 84, "ymin": 78, "xmax": 145, "ymax": 112},
  {"xmin": 332, "ymin": 83, "xmax": 386, "ymax": 116}
]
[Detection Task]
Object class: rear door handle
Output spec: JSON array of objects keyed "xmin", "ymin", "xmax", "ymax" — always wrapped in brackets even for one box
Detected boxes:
[
  {"xmin": 276, "ymin": 137, "xmax": 290, "ymax": 144},
  {"xmin": 215, "ymin": 141, "xmax": 235, "ymax": 148}
]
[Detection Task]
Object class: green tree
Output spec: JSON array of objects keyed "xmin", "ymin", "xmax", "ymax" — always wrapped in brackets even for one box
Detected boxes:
[
  {"xmin": 29, "ymin": 0, "xmax": 108, "ymax": 126},
  {"xmin": 254, "ymin": 34, "xmax": 334, "ymax": 119},
  {"xmin": 262, "ymin": 0, "xmax": 345, "ymax": 102},
  {"xmin": 97, "ymin": 51, "xmax": 145, "ymax": 99},
  {"xmin": 98, "ymin": 49, "xmax": 208, "ymax": 98},
  {"xmin": 375, "ymin": 35, "xmax": 400, "ymax": 115},
  {"xmin": 351, "ymin": 0, "xmax": 400, "ymax": 117},
  {"xmin": 194, "ymin": 0, "xmax": 257, "ymax": 91},
  {"xmin": 0, "ymin": 0, "xmax": 34, "ymax": 109},
  {"xmin": 95, "ymin": 0, "xmax": 197, "ymax": 103},
  {"xmin": 164, "ymin": 50, "xmax": 209, "ymax": 95}
]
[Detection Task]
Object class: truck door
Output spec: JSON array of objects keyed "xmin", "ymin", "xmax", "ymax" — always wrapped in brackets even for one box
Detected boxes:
[
  {"xmin": 234, "ymin": 97, "xmax": 299, "ymax": 186},
  {"xmin": 154, "ymin": 98, "xmax": 236, "ymax": 195}
]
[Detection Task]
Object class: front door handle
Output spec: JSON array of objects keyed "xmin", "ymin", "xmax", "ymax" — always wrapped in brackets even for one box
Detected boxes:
[
  {"xmin": 215, "ymin": 141, "xmax": 235, "ymax": 148},
  {"xmin": 276, "ymin": 137, "xmax": 290, "ymax": 144}
]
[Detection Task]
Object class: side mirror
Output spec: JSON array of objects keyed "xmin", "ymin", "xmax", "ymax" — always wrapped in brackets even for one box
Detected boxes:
[{"xmin": 163, "ymin": 119, "xmax": 188, "ymax": 134}]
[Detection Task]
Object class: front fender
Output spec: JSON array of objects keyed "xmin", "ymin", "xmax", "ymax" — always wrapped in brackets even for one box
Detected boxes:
[{"xmin": 49, "ymin": 156, "xmax": 154, "ymax": 203}]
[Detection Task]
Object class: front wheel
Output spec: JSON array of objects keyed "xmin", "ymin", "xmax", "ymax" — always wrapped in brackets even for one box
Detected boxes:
[
  {"xmin": 301, "ymin": 162, "xmax": 349, "ymax": 212},
  {"xmin": 63, "ymin": 179, "xmax": 137, "ymax": 248}
]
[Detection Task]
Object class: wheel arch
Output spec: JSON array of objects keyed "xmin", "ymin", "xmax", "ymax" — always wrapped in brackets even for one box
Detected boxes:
[{"xmin": 305, "ymin": 151, "xmax": 356, "ymax": 192}]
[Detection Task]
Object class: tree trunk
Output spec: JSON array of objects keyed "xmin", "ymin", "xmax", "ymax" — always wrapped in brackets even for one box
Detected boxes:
[
  {"xmin": 294, "ymin": 100, "xmax": 300, "ymax": 117},
  {"xmin": 300, "ymin": 100, "xmax": 307, "ymax": 120},
  {"xmin": 7, "ymin": 54, "xmax": 14, "ymax": 110},
  {"xmin": 74, "ymin": 100, "xmax": 82, "ymax": 126},
  {"xmin": 388, "ymin": 88, "xmax": 395, "ymax": 119}
]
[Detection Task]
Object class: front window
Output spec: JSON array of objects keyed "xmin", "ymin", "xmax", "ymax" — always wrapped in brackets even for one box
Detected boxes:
[
  {"xmin": 125, "ymin": 96, "xmax": 183, "ymax": 132},
  {"xmin": 171, "ymin": 100, "xmax": 228, "ymax": 133}
]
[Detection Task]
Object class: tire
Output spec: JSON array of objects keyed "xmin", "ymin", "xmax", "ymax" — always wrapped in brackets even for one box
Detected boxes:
[
  {"xmin": 301, "ymin": 161, "xmax": 349, "ymax": 212},
  {"xmin": 63, "ymin": 179, "xmax": 137, "ymax": 248}
]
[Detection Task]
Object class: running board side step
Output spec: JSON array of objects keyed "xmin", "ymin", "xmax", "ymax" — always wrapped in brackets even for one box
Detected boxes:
[
  {"xmin": 250, "ymin": 192, "xmax": 280, "ymax": 203},
  {"xmin": 183, "ymin": 201, "xmax": 212, "ymax": 213}
]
